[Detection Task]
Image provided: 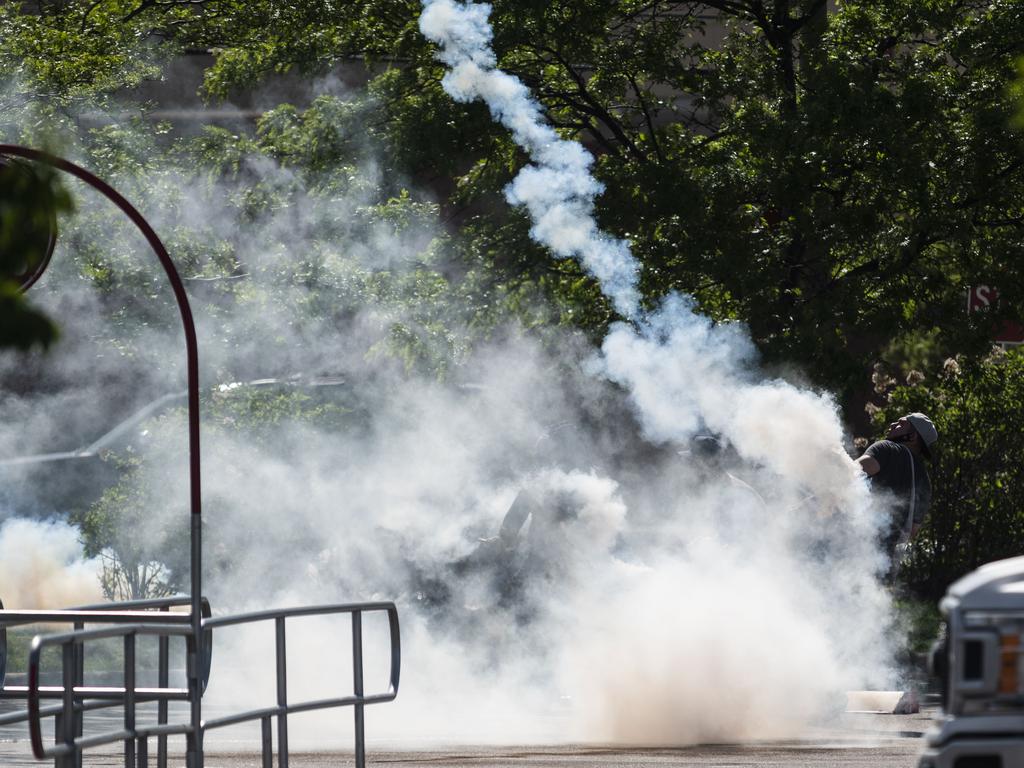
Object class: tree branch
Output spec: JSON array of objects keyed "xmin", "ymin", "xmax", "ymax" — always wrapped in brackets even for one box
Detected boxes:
[
  {"xmin": 536, "ymin": 46, "xmax": 648, "ymax": 163},
  {"xmin": 828, "ymin": 231, "xmax": 943, "ymax": 288},
  {"xmin": 80, "ymin": 0, "xmax": 107, "ymax": 32},
  {"xmin": 122, "ymin": 0, "xmax": 158, "ymax": 24},
  {"xmin": 627, "ymin": 72, "xmax": 666, "ymax": 164},
  {"xmin": 699, "ymin": 0, "xmax": 765, "ymax": 23}
]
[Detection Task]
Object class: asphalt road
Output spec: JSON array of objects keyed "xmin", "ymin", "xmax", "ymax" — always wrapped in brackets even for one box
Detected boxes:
[
  {"xmin": 0, "ymin": 741, "xmax": 927, "ymax": 768},
  {"xmin": 0, "ymin": 711, "xmax": 931, "ymax": 768}
]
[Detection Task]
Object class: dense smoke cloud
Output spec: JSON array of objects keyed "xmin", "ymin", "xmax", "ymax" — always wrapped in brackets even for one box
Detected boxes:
[
  {"xmin": 414, "ymin": 0, "xmax": 892, "ymax": 744},
  {"xmin": 0, "ymin": 12, "xmax": 898, "ymax": 752}
]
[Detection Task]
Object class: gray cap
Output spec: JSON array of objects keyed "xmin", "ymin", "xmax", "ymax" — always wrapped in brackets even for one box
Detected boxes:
[{"xmin": 905, "ymin": 412, "xmax": 938, "ymax": 450}]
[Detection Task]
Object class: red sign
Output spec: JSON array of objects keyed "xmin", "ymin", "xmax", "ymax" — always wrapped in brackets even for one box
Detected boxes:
[{"xmin": 967, "ymin": 286, "xmax": 1024, "ymax": 344}]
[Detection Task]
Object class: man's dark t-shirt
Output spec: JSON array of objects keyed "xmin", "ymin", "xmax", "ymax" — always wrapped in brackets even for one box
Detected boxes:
[{"xmin": 864, "ymin": 439, "xmax": 931, "ymax": 548}]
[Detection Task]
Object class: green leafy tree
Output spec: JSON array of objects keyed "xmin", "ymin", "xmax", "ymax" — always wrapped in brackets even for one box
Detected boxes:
[
  {"xmin": 4, "ymin": 1, "xmax": 1023, "ymax": 414},
  {"xmin": 0, "ymin": 160, "xmax": 69, "ymax": 350},
  {"xmin": 181, "ymin": 0, "xmax": 1024, "ymax": 408},
  {"xmin": 73, "ymin": 455, "xmax": 181, "ymax": 601}
]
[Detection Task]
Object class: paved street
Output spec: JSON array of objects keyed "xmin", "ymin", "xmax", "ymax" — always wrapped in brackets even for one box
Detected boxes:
[
  {"xmin": 0, "ymin": 710, "xmax": 931, "ymax": 767},
  {"xmin": 0, "ymin": 741, "xmax": 928, "ymax": 768}
]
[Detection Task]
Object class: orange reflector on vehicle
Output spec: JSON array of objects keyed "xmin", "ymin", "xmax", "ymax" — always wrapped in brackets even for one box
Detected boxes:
[{"xmin": 999, "ymin": 633, "xmax": 1019, "ymax": 694}]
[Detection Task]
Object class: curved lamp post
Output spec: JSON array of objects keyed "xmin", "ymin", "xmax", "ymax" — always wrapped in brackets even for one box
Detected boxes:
[{"xmin": 0, "ymin": 144, "xmax": 205, "ymax": 767}]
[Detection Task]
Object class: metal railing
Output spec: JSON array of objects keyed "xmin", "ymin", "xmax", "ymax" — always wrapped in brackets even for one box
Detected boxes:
[
  {"xmin": 28, "ymin": 624, "xmax": 192, "ymax": 768},
  {"xmin": 21, "ymin": 602, "xmax": 400, "ymax": 768},
  {"xmin": 0, "ymin": 595, "xmax": 212, "ymax": 768}
]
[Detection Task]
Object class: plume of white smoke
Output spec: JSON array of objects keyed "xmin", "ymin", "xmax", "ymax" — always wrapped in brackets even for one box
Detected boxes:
[
  {"xmin": 0, "ymin": 517, "xmax": 102, "ymax": 608},
  {"xmin": 419, "ymin": 0, "xmax": 640, "ymax": 319},
  {"xmin": 599, "ymin": 295, "xmax": 866, "ymax": 509},
  {"xmin": 419, "ymin": 0, "xmax": 892, "ymax": 745}
]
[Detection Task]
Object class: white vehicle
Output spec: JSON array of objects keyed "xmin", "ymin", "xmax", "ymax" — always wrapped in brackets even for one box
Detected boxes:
[{"xmin": 919, "ymin": 556, "xmax": 1024, "ymax": 768}]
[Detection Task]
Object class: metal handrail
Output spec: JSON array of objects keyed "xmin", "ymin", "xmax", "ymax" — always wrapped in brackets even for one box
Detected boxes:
[
  {"xmin": 69, "ymin": 595, "xmax": 198, "ymax": 612},
  {"xmin": 28, "ymin": 624, "xmax": 193, "ymax": 765},
  {"xmin": 26, "ymin": 602, "xmax": 400, "ymax": 768},
  {"xmin": 202, "ymin": 601, "xmax": 401, "ymax": 768},
  {"xmin": 0, "ymin": 595, "xmax": 212, "ymax": 768},
  {"xmin": 0, "ymin": 596, "xmax": 213, "ymax": 689},
  {"xmin": 1, "ymin": 611, "xmax": 192, "ymax": 627},
  {"xmin": 0, "ymin": 595, "xmax": 184, "ymax": 684}
]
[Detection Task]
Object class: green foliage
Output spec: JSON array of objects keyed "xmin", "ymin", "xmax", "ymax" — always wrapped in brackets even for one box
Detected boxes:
[
  {"xmin": 0, "ymin": 158, "xmax": 72, "ymax": 350},
  {"xmin": 872, "ymin": 349, "xmax": 1024, "ymax": 601},
  {"xmin": 892, "ymin": 594, "xmax": 943, "ymax": 658},
  {"xmin": 206, "ymin": 384, "xmax": 355, "ymax": 441},
  {"xmin": 184, "ymin": 0, "xmax": 1024, "ymax": 404},
  {"xmin": 3, "ymin": 625, "xmax": 166, "ymax": 675},
  {"xmin": 1013, "ymin": 57, "xmax": 1024, "ymax": 131},
  {"xmin": 0, "ymin": 283, "xmax": 56, "ymax": 350},
  {"xmin": 4, "ymin": 1, "xmax": 1021, "ymax": 405},
  {"xmin": 1, "ymin": 627, "xmax": 37, "ymax": 675},
  {"xmin": 72, "ymin": 452, "xmax": 185, "ymax": 600},
  {"xmin": 0, "ymin": 1, "xmax": 172, "ymax": 100},
  {"xmin": 0, "ymin": 95, "xmax": 490, "ymax": 380}
]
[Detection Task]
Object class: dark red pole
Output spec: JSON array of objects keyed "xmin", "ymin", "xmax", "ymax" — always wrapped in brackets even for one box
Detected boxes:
[{"xmin": 0, "ymin": 145, "xmax": 205, "ymax": 768}]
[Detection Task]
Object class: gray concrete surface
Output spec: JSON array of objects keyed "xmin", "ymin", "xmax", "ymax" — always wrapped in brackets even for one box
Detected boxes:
[
  {"xmin": 0, "ymin": 741, "xmax": 928, "ymax": 768},
  {"xmin": 0, "ymin": 710, "xmax": 932, "ymax": 767}
]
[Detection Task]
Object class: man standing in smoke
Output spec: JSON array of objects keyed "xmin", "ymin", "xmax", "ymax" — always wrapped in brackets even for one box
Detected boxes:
[{"xmin": 858, "ymin": 413, "xmax": 938, "ymax": 567}]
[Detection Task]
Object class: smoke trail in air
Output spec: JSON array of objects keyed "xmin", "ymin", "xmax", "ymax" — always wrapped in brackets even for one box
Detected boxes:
[{"xmin": 418, "ymin": 0, "xmax": 640, "ymax": 318}]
